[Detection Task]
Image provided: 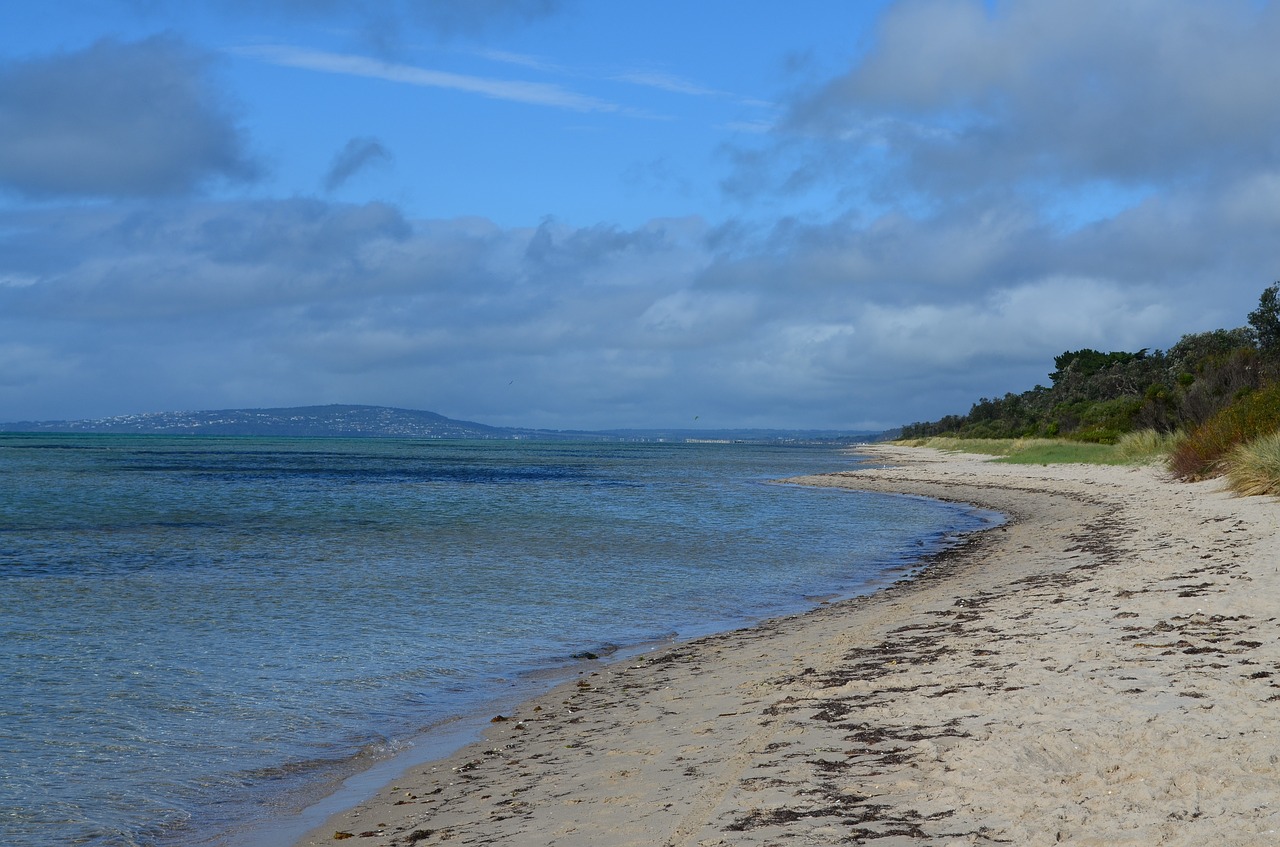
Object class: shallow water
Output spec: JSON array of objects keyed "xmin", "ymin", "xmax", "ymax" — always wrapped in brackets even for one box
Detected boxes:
[{"xmin": 0, "ymin": 435, "xmax": 997, "ymax": 847}]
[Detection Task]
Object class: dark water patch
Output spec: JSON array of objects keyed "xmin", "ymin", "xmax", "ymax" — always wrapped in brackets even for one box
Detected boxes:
[{"xmin": 111, "ymin": 461, "xmax": 585, "ymax": 481}]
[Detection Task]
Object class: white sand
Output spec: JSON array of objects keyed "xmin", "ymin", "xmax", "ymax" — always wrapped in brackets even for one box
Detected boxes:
[{"xmin": 294, "ymin": 446, "xmax": 1280, "ymax": 846}]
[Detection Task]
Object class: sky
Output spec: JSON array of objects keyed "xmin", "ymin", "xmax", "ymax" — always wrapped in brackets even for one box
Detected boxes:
[{"xmin": 2, "ymin": 0, "xmax": 1280, "ymax": 431}]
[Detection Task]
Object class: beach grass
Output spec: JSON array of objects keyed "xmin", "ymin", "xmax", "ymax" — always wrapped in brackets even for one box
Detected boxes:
[
  {"xmin": 1114, "ymin": 428, "xmax": 1183, "ymax": 464},
  {"xmin": 900, "ymin": 428, "xmax": 1280, "ymax": 494},
  {"xmin": 992, "ymin": 441, "xmax": 1130, "ymax": 465},
  {"xmin": 897, "ymin": 436, "xmax": 1138, "ymax": 465},
  {"xmin": 1224, "ymin": 431, "xmax": 1280, "ymax": 496},
  {"xmin": 896, "ymin": 437, "xmax": 1026, "ymax": 456}
]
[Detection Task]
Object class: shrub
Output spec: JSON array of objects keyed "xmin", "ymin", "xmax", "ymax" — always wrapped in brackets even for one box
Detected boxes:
[
  {"xmin": 1169, "ymin": 383, "xmax": 1280, "ymax": 480},
  {"xmin": 1177, "ymin": 347, "xmax": 1264, "ymax": 428},
  {"xmin": 1225, "ymin": 432, "xmax": 1280, "ymax": 496}
]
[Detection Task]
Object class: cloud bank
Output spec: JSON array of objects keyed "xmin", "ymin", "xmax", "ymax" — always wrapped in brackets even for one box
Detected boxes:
[{"xmin": 747, "ymin": 0, "xmax": 1280, "ymax": 209}]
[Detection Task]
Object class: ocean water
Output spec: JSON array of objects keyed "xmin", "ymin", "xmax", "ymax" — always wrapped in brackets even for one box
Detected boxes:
[{"xmin": 0, "ymin": 435, "xmax": 998, "ymax": 847}]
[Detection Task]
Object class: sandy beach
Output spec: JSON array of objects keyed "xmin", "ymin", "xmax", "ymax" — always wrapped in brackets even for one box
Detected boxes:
[{"xmin": 293, "ymin": 445, "xmax": 1280, "ymax": 846}]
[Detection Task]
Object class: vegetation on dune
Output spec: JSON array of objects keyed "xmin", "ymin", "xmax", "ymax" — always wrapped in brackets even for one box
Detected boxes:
[
  {"xmin": 1168, "ymin": 382, "xmax": 1280, "ymax": 480},
  {"xmin": 899, "ymin": 283, "xmax": 1280, "ymax": 492},
  {"xmin": 901, "ymin": 435, "xmax": 1128, "ymax": 465},
  {"xmin": 902, "ymin": 327, "xmax": 1270, "ymax": 444},
  {"xmin": 1225, "ymin": 432, "xmax": 1280, "ymax": 497},
  {"xmin": 993, "ymin": 441, "xmax": 1130, "ymax": 466},
  {"xmin": 903, "ymin": 429, "xmax": 1181, "ymax": 467},
  {"xmin": 896, "ymin": 437, "xmax": 1027, "ymax": 456},
  {"xmin": 1114, "ymin": 428, "xmax": 1184, "ymax": 464}
]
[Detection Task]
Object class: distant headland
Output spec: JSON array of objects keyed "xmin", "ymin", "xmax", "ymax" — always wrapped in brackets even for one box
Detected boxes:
[{"xmin": 0, "ymin": 404, "xmax": 883, "ymax": 443}]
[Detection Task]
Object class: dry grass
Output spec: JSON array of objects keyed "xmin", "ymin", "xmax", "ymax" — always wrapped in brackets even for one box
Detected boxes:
[
  {"xmin": 1114, "ymin": 429, "xmax": 1183, "ymax": 464},
  {"xmin": 902, "ymin": 436, "xmax": 1079, "ymax": 456}
]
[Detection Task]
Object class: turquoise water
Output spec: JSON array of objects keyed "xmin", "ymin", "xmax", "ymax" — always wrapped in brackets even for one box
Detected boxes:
[{"xmin": 0, "ymin": 435, "xmax": 997, "ymax": 847}]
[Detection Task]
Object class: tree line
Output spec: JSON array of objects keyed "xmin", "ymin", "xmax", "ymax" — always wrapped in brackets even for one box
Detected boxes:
[{"xmin": 901, "ymin": 283, "xmax": 1280, "ymax": 444}]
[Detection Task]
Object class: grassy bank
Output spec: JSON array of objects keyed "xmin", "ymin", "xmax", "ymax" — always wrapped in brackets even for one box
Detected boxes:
[
  {"xmin": 895, "ymin": 436, "xmax": 1152, "ymax": 466},
  {"xmin": 897, "ymin": 429, "xmax": 1280, "ymax": 498}
]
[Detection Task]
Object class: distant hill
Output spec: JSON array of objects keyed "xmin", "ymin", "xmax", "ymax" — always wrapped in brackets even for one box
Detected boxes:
[
  {"xmin": 0, "ymin": 404, "xmax": 512, "ymax": 439},
  {"xmin": 0, "ymin": 404, "xmax": 883, "ymax": 442}
]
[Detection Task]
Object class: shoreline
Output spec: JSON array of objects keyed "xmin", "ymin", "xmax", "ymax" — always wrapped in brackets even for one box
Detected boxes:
[
  {"xmin": 234, "ymin": 467, "xmax": 992, "ymax": 847},
  {"xmin": 290, "ymin": 445, "xmax": 1280, "ymax": 845}
]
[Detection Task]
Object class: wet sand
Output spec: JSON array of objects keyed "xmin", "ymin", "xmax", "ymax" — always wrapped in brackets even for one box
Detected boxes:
[{"xmin": 293, "ymin": 445, "xmax": 1280, "ymax": 846}]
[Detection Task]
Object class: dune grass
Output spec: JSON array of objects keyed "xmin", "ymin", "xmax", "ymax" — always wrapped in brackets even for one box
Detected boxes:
[
  {"xmin": 1114, "ymin": 428, "xmax": 1184, "ymax": 464},
  {"xmin": 898, "ymin": 436, "xmax": 1124, "ymax": 464},
  {"xmin": 898, "ymin": 433, "xmax": 1177, "ymax": 466},
  {"xmin": 896, "ymin": 437, "xmax": 1026, "ymax": 456},
  {"xmin": 900, "ymin": 426, "xmax": 1280, "ymax": 496},
  {"xmin": 992, "ymin": 441, "xmax": 1130, "ymax": 465},
  {"xmin": 1224, "ymin": 432, "xmax": 1280, "ymax": 497}
]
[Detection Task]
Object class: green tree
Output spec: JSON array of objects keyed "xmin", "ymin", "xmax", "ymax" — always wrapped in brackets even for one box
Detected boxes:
[
  {"xmin": 1049, "ymin": 349, "xmax": 1146, "ymax": 385},
  {"xmin": 1168, "ymin": 328, "xmax": 1253, "ymax": 375},
  {"xmin": 1248, "ymin": 282, "xmax": 1280, "ymax": 359}
]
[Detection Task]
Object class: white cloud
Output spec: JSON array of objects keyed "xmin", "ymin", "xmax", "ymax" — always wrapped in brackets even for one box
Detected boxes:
[
  {"xmin": 639, "ymin": 289, "xmax": 759, "ymax": 339},
  {"xmin": 741, "ymin": 0, "xmax": 1280, "ymax": 210},
  {"xmin": 612, "ymin": 71, "xmax": 725, "ymax": 98},
  {"xmin": 854, "ymin": 277, "xmax": 1174, "ymax": 371},
  {"xmin": 472, "ymin": 48, "xmax": 566, "ymax": 73},
  {"xmin": 238, "ymin": 44, "xmax": 620, "ymax": 112}
]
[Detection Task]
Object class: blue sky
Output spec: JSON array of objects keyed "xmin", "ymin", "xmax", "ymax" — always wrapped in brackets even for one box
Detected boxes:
[{"xmin": 3, "ymin": 0, "xmax": 1280, "ymax": 430}]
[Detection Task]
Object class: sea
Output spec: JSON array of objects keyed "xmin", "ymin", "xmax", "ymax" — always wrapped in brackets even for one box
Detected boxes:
[{"xmin": 0, "ymin": 434, "xmax": 1001, "ymax": 847}]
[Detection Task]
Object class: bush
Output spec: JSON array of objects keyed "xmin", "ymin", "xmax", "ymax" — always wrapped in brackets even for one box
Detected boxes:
[
  {"xmin": 1169, "ymin": 383, "xmax": 1280, "ymax": 480},
  {"xmin": 1225, "ymin": 432, "xmax": 1280, "ymax": 496}
]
